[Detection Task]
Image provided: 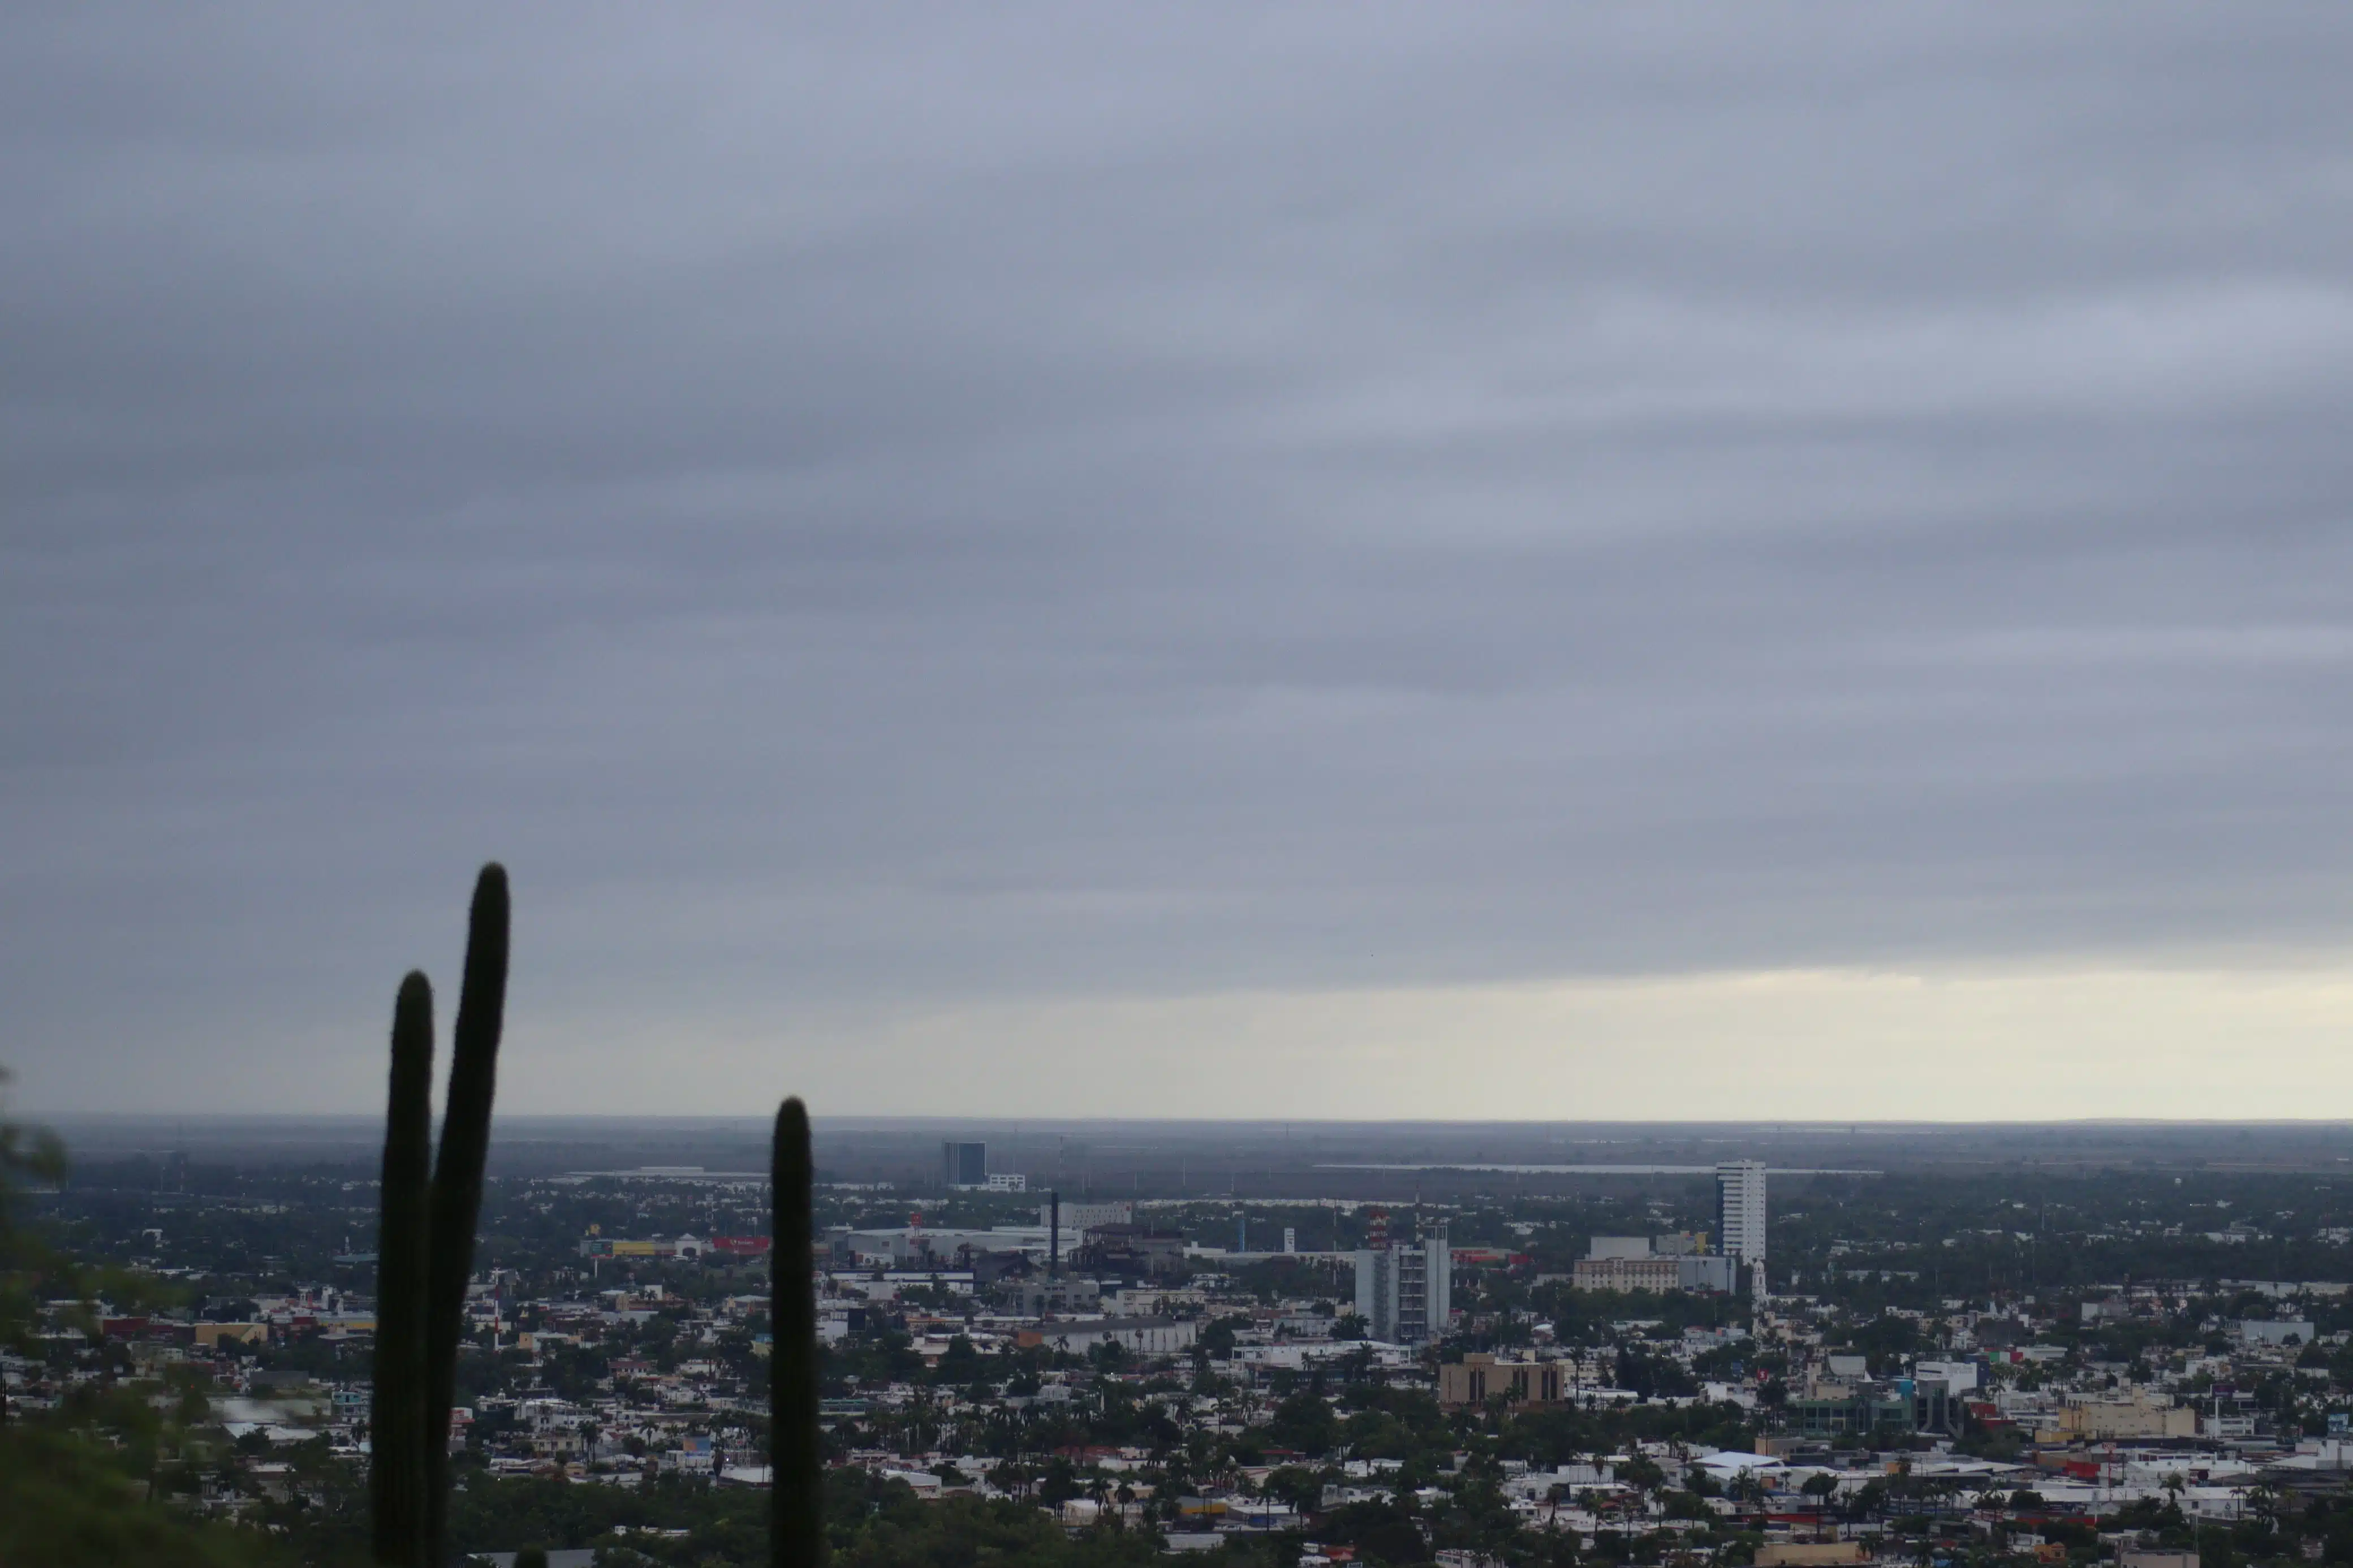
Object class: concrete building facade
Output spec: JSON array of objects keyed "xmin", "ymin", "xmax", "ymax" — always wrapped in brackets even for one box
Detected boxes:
[
  {"xmin": 1716, "ymin": 1161, "xmax": 1767, "ymax": 1266},
  {"xmin": 1040, "ymin": 1200, "xmax": 1133, "ymax": 1232},
  {"xmin": 1355, "ymin": 1229, "xmax": 1451, "ymax": 1343}
]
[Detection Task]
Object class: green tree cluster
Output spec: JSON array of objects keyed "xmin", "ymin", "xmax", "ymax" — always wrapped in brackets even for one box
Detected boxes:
[{"xmin": 1, "ymin": 1072, "xmax": 300, "ymax": 1567}]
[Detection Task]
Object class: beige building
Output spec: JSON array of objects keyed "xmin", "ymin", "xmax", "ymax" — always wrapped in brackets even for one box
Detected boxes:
[
  {"xmin": 2057, "ymin": 1391, "xmax": 2196, "ymax": 1440},
  {"xmin": 1571, "ymin": 1256, "xmax": 1683, "ymax": 1292},
  {"xmin": 1439, "ymin": 1353, "xmax": 1566, "ymax": 1409},
  {"xmin": 1756, "ymin": 1546, "xmax": 1872, "ymax": 1567}
]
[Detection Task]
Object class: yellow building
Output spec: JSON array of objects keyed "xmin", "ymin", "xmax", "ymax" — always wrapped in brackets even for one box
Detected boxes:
[
  {"xmin": 2057, "ymin": 1392, "xmax": 2196, "ymax": 1440},
  {"xmin": 193, "ymin": 1322, "xmax": 270, "ymax": 1349}
]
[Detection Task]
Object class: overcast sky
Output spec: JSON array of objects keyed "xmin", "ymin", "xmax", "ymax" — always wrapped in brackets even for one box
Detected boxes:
[{"xmin": 6, "ymin": 7, "xmax": 2353, "ymax": 1120}]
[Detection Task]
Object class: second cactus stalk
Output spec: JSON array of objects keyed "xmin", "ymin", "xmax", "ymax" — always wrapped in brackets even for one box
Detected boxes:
[
  {"xmin": 773, "ymin": 1097, "xmax": 823, "ymax": 1567},
  {"xmin": 369, "ymin": 864, "xmax": 511, "ymax": 1568}
]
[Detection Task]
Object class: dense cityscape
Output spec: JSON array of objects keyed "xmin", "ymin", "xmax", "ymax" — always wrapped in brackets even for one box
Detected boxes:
[
  {"xmin": 16, "ymin": 1123, "xmax": 2353, "ymax": 1567},
  {"xmin": 9, "ymin": 1, "xmax": 2351, "ymax": 1565}
]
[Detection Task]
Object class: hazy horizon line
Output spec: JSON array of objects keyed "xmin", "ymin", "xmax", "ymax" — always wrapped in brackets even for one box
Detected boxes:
[{"xmin": 33, "ymin": 1112, "xmax": 2353, "ymax": 1130}]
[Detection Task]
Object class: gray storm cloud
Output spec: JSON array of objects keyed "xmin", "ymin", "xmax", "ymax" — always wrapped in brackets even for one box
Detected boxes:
[{"xmin": 3, "ymin": 6, "xmax": 2351, "ymax": 1110}]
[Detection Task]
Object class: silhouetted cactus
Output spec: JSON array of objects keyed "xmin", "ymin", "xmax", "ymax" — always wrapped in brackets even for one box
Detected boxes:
[
  {"xmin": 369, "ymin": 974, "xmax": 433, "ymax": 1567},
  {"xmin": 424, "ymin": 866, "xmax": 509, "ymax": 1559},
  {"xmin": 772, "ymin": 1097, "xmax": 822, "ymax": 1567},
  {"xmin": 369, "ymin": 865, "xmax": 510, "ymax": 1568}
]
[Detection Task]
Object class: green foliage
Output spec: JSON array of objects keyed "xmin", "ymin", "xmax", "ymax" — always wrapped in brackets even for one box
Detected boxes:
[
  {"xmin": 6, "ymin": 1080, "xmax": 302, "ymax": 1567},
  {"xmin": 1194, "ymin": 1315, "xmax": 1246, "ymax": 1360},
  {"xmin": 1317, "ymin": 1498, "xmax": 1427, "ymax": 1566},
  {"xmin": 1841, "ymin": 1310, "xmax": 1920, "ymax": 1376},
  {"xmin": 1613, "ymin": 1344, "xmax": 1697, "ymax": 1399},
  {"xmin": 0, "ymin": 1429, "xmax": 299, "ymax": 1568},
  {"xmin": 1496, "ymin": 1399, "xmax": 1752, "ymax": 1467},
  {"xmin": 434, "ymin": 1472, "xmax": 762, "ymax": 1557},
  {"xmin": 844, "ymin": 1496, "xmax": 1160, "ymax": 1567},
  {"xmin": 1336, "ymin": 1384, "xmax": 1447, "ymax": 1462},
  {"xmin": 1265, "ymin": 1388, "xmax": 1339, "ymax": 1455},
  {"xmin": 936, "ymin": 1334, "xmax": 979, "ymax": 1382},
  {"xmin": 1616, "ymin": 1453, "xmax": 1665, "ymax": 1493},
  {"xmin": 1260, "ymin": 1465, "xmax": 1323, "ymax": 1513},
  {"xmin": 1, "ymin": 1066, "xmax": 72, "ymax": 1418}
]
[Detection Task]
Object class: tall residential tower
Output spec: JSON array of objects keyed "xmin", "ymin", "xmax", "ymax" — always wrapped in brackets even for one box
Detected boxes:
[
  {"xmin": 1355, "ymin": 1227, "xmax": 1452, "ymax": 1343},
  {"xmin": 1716, "ymin": 1160, "xmax": 1767, "ymax": 1299}
]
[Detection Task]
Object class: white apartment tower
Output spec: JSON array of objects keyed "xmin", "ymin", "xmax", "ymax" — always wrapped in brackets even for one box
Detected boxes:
[
  {"xmin": 1354, "ymin": 1228, "xmax": 1452, "ymax": 1343},
  {"xmin": 1716, "ymin": 1160, "xmax": 1768, "ymax": 1282}
]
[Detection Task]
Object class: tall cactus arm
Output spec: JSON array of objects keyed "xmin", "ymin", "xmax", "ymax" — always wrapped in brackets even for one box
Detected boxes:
[
  {"xmin": 370, "ymin": 973, "xmax": 434, "ymax": 1567},
  {"xmin": 772, "ymin": 1097, "xmax": 824, "ymax": 1567},
  {"xmin": 423, "ymin": 863, "xmax": 510, "ymax": 1561}
]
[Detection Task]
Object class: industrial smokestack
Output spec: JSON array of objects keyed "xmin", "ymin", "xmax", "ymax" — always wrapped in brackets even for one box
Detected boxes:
[{"xmin": 1049, "ymin": 1190, "xmax": 1060, "ymax": 1280}]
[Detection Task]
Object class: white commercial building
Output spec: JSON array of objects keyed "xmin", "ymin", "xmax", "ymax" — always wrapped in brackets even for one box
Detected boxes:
[
  {"xmin": 1020, "ymin": 1317, "xmax": 1197, "ymax": 1357},
  {"xmin": 1040, "ymin": 1200, "xmax": 1133, "ymax": 1232}
]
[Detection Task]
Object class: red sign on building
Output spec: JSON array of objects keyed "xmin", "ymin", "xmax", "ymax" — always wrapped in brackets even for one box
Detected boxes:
[{"xmin": 712, "ymin": 1236, "xmax": 773, "ymax": 1256}]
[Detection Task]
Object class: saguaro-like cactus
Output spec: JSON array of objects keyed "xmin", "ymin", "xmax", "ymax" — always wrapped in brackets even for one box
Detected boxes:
[
  {"xmin": 772, "ymin": 1097, "xmax": 823, "ymax": 1567},
  {"xmin": 424, "ymin": 866, "xmax": 510, "ymax": 1557},
  {"xmin": 370, "ymin": 864, "xmax": 511, "ymax": 1568},
  {"xmin": 369, "ymin": 974, "xmax": 434, "ymax": 1567}
]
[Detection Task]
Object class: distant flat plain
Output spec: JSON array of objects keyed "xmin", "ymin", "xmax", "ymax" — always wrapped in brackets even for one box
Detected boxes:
[{"xmin": 45, "ymin": 1116, "xmax": 2353, "ymax": 1199}]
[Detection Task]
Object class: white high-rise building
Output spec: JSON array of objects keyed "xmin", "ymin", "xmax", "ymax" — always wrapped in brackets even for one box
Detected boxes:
[
  {"xmin": 1354, "ymin": 1229, "xmax": 1452, "ymax": 1343},
  {"xmin": 1716, "ymin": 1161, "xmax": 1768, "ymax": 1268}
]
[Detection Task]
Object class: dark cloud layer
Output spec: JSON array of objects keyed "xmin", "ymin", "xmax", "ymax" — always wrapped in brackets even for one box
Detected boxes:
[{"xmin": 5, "ymin": 6, "xmax": 2352, "ymax": 1109}]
